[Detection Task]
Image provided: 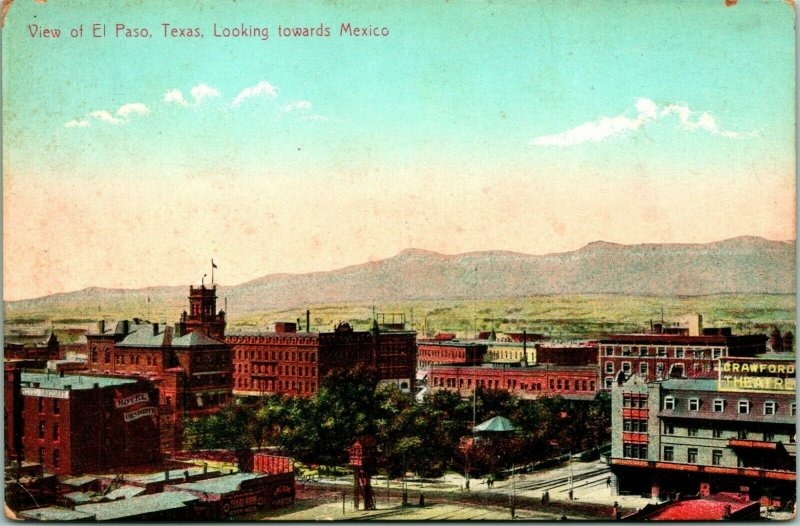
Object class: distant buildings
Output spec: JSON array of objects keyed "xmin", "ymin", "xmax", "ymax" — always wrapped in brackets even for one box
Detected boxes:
[
  {"xmin": 609, "ymin": 354, "xmax": 796, "ymax": 505},
  {"xmin": 227, "ymin": 316, "xmax": 417, "ymax": 397},
  {"xmin": 417, "ymin": 340, "xmax": 488, "ymax": 368},
  {"xmin": 598, "ymin": 315, "xmax": 768, "ymax": 390}
]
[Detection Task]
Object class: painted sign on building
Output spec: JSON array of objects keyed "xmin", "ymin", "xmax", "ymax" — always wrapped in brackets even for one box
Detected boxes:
[
  {"xmin": 21, "ymin": 387, "xmax": 70, "ymax": 399},
  {"xmin": 115, "ymin": 392, "xmax": 150, "ymax": 409},
  {"xmin": 718, "ymin": 358, "xmax": 796, "ymax": 393},
  {"xmin": 124, "ymin": 406, "xmax": 157, "ymax": 422}
]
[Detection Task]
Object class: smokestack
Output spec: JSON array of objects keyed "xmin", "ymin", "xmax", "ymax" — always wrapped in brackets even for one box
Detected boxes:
[
  {"xmin": 307, "ymin": 310, "xmax": 311, "ymax": 333},
  {"xmin": 97, "ymin": 320, "xmax": 105, "ymax": 334},
  {"xmin": 122, "ymin": 320, "xmax": 130, "ymax": 334}
]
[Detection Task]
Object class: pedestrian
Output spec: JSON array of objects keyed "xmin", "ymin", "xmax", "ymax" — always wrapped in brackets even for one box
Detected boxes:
[
  {"xmin": 465, "ymin": 478, "xmax": 470, "ymax": 491},
  {"xmin": 568, "ymin": 489, "xmax": 573, "ymax": 501},
  {"xmin": 606, "ymin": 476, "xmax": 611, "ymax": 488}
]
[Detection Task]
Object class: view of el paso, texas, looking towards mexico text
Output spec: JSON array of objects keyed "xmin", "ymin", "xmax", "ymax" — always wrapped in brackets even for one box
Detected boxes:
[{"xmin": 1, "ymin": 0, "xmax": 796, "ymax": 522}]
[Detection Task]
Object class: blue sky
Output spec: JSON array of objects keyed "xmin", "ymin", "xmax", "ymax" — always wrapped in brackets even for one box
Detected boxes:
[{"xmin": 2, "ymin": 0, "xmax": 795, "ymax": 299}]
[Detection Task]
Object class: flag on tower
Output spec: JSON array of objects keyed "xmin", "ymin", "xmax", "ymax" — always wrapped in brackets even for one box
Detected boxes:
[{"xmin": 212, "ymin": 259, "xmax": 217, "ymax": 269}]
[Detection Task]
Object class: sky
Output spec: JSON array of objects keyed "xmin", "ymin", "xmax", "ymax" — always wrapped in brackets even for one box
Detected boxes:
[{"xmin": 2, "ymin": 0, "xmax": 796, "ymax": 300}]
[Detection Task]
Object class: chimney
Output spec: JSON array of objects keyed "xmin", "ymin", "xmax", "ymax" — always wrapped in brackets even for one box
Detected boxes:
[
  {"xmin": 59, "ymin": 370, "xmax": 64, "ymax": 378},
  {"xmin": 122, "ymin": 320, "xmax": 130, "ymax": 334},
  {"xmin": 97, "ymin": 320, "xmax": 105, "ymax": 334},
  {"xmin": 164, "ymin": 470, "xmax": 170, "ymax": 481},
  {"xmin": 306, "ymin": 310, "xmax": 311, "ymax": 333},
  {"xmin": 153, "ymin": 323, "xmax": 159, "ymax": 336}
]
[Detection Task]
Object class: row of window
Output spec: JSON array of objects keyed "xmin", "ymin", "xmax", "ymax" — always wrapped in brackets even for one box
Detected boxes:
[
  {"xmin": 235, "ymin": 377, "xmax": 316, "ymax": 393},
  {"xmin": 663, "ymin": 446, "xmax": 726, "ymax": 466},
  {"xmin": 622, "ymin": 418, "xmax": 648, "ymax": 432},
  {"xmin": 37, "ymin": 398, "xmax": 60, "ymax": 415},
  {"xmin": 663, "ymin": 396, "xmax": 795, "ymax": 416},
  {"xmin": 235, "ymin": 348, "xmax": 318, "ymax": 362},
  {"xmin": 662, "ymin": 423, "xmax": 793, "ymax": 442},
  {"xmin": 236, "ymin": 363, "xmax": 316, "ymax": 377},
  {"xmin": 433, "ymin": 376, "xmax": 596, "ymax": 392},
  {"xmin": 38, "ymin": 447, "xmax": 59, "ymax": 467},
  {"xmin": 603, "ymin": 345, "xmax": 724, "ymax": 358},
  {"xmin": 622, "ymin": 394, "xmax": 648, "ymax": 408},
  {"xmin": 38, "ymin": 421, "xmax": 60, "ymax": 440},
  {"xmin": 622, "ymin": 443, "xmax": 648, "ymax": 459}
]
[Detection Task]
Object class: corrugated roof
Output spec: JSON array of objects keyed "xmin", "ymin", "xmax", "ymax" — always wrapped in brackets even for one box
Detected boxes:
[
  {"xmin": 170, "ymin": 473, "xmax": 264, "ymax": 495},
  {"xmin": 74, "ymin": 491, "xmax": 198, "ymax": 521},
  {"xmin": 21, "ymin": 372, "xmax": 137, "ymax": 391},
  {"xmin": 172, "ymin": 331, "xmax": 225, "ymax": 348},
  {"xmin": 19, "ymin": 506, "xmax": 96, "ymax": 521}
]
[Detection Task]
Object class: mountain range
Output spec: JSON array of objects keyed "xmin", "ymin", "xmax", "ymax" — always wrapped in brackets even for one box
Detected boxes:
[{"xmin": 6, "ymin": 236, "xmax": 795, "ymax": 314}]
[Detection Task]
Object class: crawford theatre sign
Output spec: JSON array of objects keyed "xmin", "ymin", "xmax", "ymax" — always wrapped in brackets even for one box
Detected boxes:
[{"xmin": 718, "ymin": 358, "xmax": 796, "ymax": 393}]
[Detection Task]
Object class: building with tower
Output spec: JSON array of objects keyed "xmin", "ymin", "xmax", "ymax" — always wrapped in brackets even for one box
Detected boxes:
[{"xmin": 84, "ymin": 284, "xmax": 232, "ymax": 453}]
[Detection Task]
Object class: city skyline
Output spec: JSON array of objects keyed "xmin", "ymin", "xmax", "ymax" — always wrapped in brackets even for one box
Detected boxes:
[{"xmin": 3, "ymin": 0, "xmax": 795, "ymax": 300}]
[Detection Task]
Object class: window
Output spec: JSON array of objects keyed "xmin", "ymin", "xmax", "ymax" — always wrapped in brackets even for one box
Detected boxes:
[
  {"xmin": 53, "ymin": 423, "xmax": 59, "ymax": 440},
  {"xmin": 713, "ymin": 399, "xmax": 724, "ymax": 412},
  {"xmin": 664, "ymin": 423, "xmax": 674, "ymax": 435},
  {"xmin": 605, "ymin": 362, "xmax": 614, "ymax": 373},
  {"xmin": 762, "ymin": 431, "xmax": 775, "ymax": 442},
  {"xmin": 664, "ymin": 396, "xmax": 675, "ymax": 410},
  {"xmin": 38, "ymin": 447, "xmax": 44, "ymax": 464},
  {"xmin": 792, "ymin": 403, "xmax": 796, "ymax": 416},
  {"xmin": 622, "ymin": 362, "xmax": 631, "ymax": 374},
  {"xmin": 38, "ymin": 398, "xmax": 44, "ymax": 413},
  {"xmin": 712, "ymin": 428, "xmax": 722, "ymax": 438},
  {"xmin": 38, "ymin": 421, "xmax": 45, "ymax": 438},
  {"xmin": 737, "ymin": 429, "xmax": 748, "ymax": 439},
  {"xmin": 657, "ymin": 347, "xmax": 667, "ymax": 357},
  {"xmin": 604, "ymin": 377, "xmax": 613, "ymax": 390},
  {"xmin": 623, "ymin": 420, "xmax": 631, "ymax": 431},
  {"xmin": 675, "ymin": 348, "xmax": 684, "ymax": 358},
  {"xmin": 687, "ymin": 448, "xmax": 698, "ymax": 464},
  {"xmin": 738, "ymin": 400, "xmax": 750, "ymax": 414},
  {"xmin": 712, "ymin": 450, "xmax": 723, "ymax": 466},
  {"xmin": 689, "ymin": 398, "xmax": 700, "ymax": 411},
  {"xmin": 91, "ymin": 350, "xmax": 98, "ymax": 362},
  {"xmin": 53, "ymin": 400, "xmax": 60, "ymax": 414},
  {"xmin": 663, "ymin": 446, "xmax": 674, "ymax": 461},
  {"xmin": 656, "ymin": 363, "xmax": 664, "ymax": 378},
  {"xmin": 622, "ymin": 346, "xmax": 631, "ymax": 356},
  {"xmin": 53, "ymin": 449, "xmax": 60, "ymax": 468},
  {"xmin": 713, "ymin": 348, "xmax": 722, "ymax": 359},
  {"xmin": 604, "ymin": 346, "xmax": 614, "ymax": 356},
  {"xmin": 764, "ymin": 401, "xmax": 776, "ymax": 416},
  {"xmin": 688, "ymin": 427, "xmax": 698, "ymax": 437},
  {"xmin": 639, "ymin": 363, "xmax": 648, "ymax": 375},
  {"xmin": 639, "ymin": 420, "xmax": 648, "ymax": 433}
]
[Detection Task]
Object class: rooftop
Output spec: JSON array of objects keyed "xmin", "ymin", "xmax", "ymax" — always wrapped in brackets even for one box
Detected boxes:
[
  {"xmin": 638, "ymin": 493, "xmax": 757, "ymax": 520},
  {"xmin": 660, "ymin": 378, "xmax": 720, "ymax": 392},
  {"xmin": 74, "ymin": 491, "xmax": 198, "ymax": 521},
  {"xmin": 172, "ymin": 330, "xmax": 225, "ymax": 347},
  {"xmin": 20, "ymin": 372, "xmax": 137, "ymax": 391},
  {"xmin": 18, "ymin": 506, "xmax": 96, "ymax": 521},
  {"xmin": 169, "ymin": 473, "xmax": 265, "ymax": 495},
  {"xmin": 116, "ymin": 324, "xmax": 172, "ymax": 348},
  {"xmin": 127, "ymin": 467, "xmax": 216, "ymax": 484}
]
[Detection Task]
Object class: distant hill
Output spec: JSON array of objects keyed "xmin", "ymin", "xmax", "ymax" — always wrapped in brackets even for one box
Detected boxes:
[{"xmin": 6, "ymin": 236, "xmax": 795, "ymax": 314}]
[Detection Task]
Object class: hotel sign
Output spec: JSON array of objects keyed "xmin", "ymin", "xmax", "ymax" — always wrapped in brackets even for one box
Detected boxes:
[
  {"xmin": 124, "ymin": 406, "xmax": 157, "ymax": 422},
  {"xmin": 718, "ymin": 358, "xmax": 795, "ymax": 393},
  {"xmin": 115, "ymin": 392, "xmax": 150, "ymax": 409}
]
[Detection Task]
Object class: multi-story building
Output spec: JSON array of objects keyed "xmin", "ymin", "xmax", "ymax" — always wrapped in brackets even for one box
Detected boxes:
[
  {"xmin": 417, "ymin": 340, "xmax": 487, "ymax": 368},
  {"xmin": 227, "ymin": 317, "xmax": 417, "ymax": 397},
  {"xmin": 598, "ymin": 315, "xmax": 767, "ymax": 390},
  {"xmin": 429, "ymin": 363, "xmax": 599, "ymax": 401},
  {"xmin": 85, "ymin": 284, "xmax": 233, "ymax": 452},
  {"xmin": 4, "ymin": 363, "xmax": 161, "ymax": 476},
  {"xmin": 609, "ymin": 355, "xmax": 796, "ymax": 504}
]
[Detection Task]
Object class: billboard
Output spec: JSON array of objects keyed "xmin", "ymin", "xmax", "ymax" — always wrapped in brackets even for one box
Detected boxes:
[{"xmin": 718, "ymin": 358, "xmax": 796, "ymax": 393}]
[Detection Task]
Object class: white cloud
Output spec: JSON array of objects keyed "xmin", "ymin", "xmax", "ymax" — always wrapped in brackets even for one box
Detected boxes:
[
  {"xmin": 164, "ymin": 89, "xmax": 189, "ymax": 107},
  {"xmin": 530, "ymin": 98, "xmax": 745, "ymax": 147},
  {"xmin": 284, "ymin": 100, "xmax": 312, "ymax": 113},
  {"xmin": 88, "ymin": 110, "xmax": 123, "ymax": 125},
  {"xmin": 232, "ymin": 81, "xmax": 278, "ymax": 107},
  {"xmin": 190, "ymin": 83, "xmax": 220, "ymax": 104},
  {"xmin": 116, "ymin": 103, "xmax": 150, "ymax": 117},
  {"xmin": 65, "ymin": 119, "xmax": 90, "ymax": 128}
]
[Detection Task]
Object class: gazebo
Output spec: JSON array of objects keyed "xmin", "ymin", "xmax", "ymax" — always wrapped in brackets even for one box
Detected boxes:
[{"xmin": 473, "ymin": 416, "xmax": 515, "ymax": 434}]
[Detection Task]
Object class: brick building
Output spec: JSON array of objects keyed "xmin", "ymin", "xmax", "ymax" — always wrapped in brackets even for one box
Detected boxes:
[
  {"xmin": 609, "ymin": 355, "xmax": 795, "ymax": 504},
  {"xmin": 534, "ymin": 343, "xmax": 599, "ymax": 367},
  {"xmin": 598, "ymin": 316, "xmax": 767, "ymax": 390},
  {"xmin": 227, "ymin": 317, "xmax": 416, "ymax": 397},
  {"xmin": 4, "ymin": 332, "xmax": 62, "ymax": 368},
  {"xmin": 429, "ymin": 363, "xmax": 599, "ymax": 400},
  {"xmin": 4, "ymin": 365, "xmax": 162, "ymax": 476},
  {"xmin": 417, "ymin": 340, "xmax": 488, "ymax": 368},
  {"xmin": 84, "ymin": 284, "xmax": 233, "ymax": 452}
]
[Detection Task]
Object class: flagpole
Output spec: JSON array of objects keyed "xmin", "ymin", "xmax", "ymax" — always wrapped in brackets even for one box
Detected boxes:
[{"xmin": 211, "ymin": 259, "xmax": 215, "ymax": 285}]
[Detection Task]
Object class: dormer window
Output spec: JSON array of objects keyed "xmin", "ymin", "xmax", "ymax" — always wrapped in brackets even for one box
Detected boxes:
[{"xmin": 664, "ymin": 396, "xmax": 676, "ymax": 410}]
